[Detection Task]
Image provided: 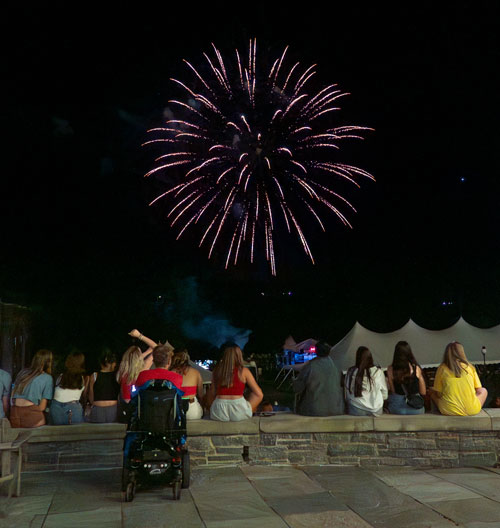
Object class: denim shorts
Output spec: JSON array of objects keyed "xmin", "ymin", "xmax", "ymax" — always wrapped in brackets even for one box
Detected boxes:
[
  {"xmin": 49, "ymin": 400, "xmax": 85, "ymax": 425},
  {"xmin": 387, "ymin": 393, "xmax": 424, "ymax": 415}
]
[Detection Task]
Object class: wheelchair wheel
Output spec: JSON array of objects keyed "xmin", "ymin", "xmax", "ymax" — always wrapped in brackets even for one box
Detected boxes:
[
  {"xmin": 125, "ymin": 481, "xmax": 136, "ymax": 502},
  {"xmin": 181, "ymin": 451, "xmax": 190, "ymax": 489},
  {"xmin": 172, "ymin": 480, "xmax": 181, "ymax": 500},
  {"xmin": 121, "ymin": 467, "xmax": 130, "ymax": 492}
]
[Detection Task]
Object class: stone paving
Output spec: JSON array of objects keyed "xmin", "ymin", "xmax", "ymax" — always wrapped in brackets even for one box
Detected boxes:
[{"xmin": 1, "ymin": 466, "xmax": 500, "ymax": 527}]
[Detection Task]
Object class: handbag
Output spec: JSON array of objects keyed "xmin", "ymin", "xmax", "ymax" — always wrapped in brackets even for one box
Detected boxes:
[{"xmin": 401, "ymin": 375, "xmax": 424, "ymax": 409}]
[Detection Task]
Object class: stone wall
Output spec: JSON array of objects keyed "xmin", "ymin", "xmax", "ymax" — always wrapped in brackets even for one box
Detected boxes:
[
  {"xmin": 187, "ymin": 431, "xmax": 500, "ymax": 468},
  {"xmin": 10, "ymin": 408, "xmax": 500, "ymax": 472},
  {"xmin": 23, "ymin": 439, "xmax": 124, "ymax": 472}
]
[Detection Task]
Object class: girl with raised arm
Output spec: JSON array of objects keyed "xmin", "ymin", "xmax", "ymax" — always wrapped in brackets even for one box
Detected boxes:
[{"xmin": 117, "ymin": 345, "xmax": 154, "ymax": 403}]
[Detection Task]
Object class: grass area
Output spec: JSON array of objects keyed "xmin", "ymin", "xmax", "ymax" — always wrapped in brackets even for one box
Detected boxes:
[{"xmin": 257, "ymin": 370, "xmax": 295, "ymax": 410}]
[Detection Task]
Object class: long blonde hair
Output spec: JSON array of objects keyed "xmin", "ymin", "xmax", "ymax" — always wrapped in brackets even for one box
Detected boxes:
[
  {"xmin": 443, "ymin": 341, "xmax": 471, "ymax": 377},
  {"xmin": 116, "ymin": 346, "xmax": 144, "ymax": 385},
  {"xmin": 213, "ymin": 344, "xmax": 244, "ymax": 389},
  {"xmin": 14, "ymin": 349, "xmax": 53, "ymax": 395}
]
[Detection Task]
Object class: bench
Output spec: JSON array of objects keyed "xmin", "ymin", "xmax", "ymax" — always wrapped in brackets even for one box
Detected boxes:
[{"xmin": 0, "ymin": 419, "xmax": 32, "ymax": 496}]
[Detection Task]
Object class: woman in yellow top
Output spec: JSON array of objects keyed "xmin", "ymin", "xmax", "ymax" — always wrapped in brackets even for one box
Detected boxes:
[{"xmin": 431, "ymin": 342, "xmax": 487, "ymax": 416}]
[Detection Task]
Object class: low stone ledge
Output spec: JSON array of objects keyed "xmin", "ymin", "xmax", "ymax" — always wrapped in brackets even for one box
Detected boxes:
[
  {"xmin": 12, "ymin": 423, "xmax": 127, "ymax": 443},
  {"xmin": 484, "ymin": 409, "xmax": 500, "ymax": 431},
  {"xmin": 259, "ymin": 413, "xmax": 373, "ymax": 433},
  {"xmin": 373, "ymin": 410, "xmax": 492, "ymax": 432},
  {"xmin": 187, "ymin": 417, "xmax": 259, "ymax": 436},
  {"xmin": 10, "ymin": 412, "xmax": 499, "ymax": 442},
  {"xmin": 12, "ymin": 418, "xmax": 260, "ymax": 443},
  {"xmin": 8, "ymin": 412, "xmax": 500, "ymax": 471}
]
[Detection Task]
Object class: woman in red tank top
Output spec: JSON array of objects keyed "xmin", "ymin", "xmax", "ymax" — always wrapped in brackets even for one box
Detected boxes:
[{"xmin": 208, "ymin": 344, "xmax": 263, "ymax": 422}]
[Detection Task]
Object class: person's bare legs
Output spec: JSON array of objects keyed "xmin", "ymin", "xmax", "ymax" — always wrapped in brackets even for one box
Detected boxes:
[{"xmin": 476, "ymin": 387, "xmax": 488, "ymax": 407}]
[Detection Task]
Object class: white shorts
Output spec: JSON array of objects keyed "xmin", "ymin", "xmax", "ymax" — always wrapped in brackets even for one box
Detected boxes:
[
  {"xmin": 185, "ymin": 397, "xmax": 203, "ymax": 420},
  {"xmin": 210, "ymin": 397, "xmax": 252, "ymax": 422}
]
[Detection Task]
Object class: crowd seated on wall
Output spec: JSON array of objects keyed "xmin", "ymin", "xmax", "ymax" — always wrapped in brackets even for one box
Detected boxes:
[{"xmin": 0, "ymin": 335, "xmax": 491, "ymax": 428}]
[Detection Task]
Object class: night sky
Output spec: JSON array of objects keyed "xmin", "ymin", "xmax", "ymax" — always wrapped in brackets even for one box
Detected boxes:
[{"xmin": 3, "ymin": 3, "xmax": 500, "ymax": 362}]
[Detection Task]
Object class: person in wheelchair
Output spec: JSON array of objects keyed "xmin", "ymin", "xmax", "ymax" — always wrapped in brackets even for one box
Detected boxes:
[
  {"xmin": 122, "ymin": 344, "xmax": 189, "ymax": 501},
  {"xmin": 135, "ymin": 344, "xmax": 182, "ymax": 389}
]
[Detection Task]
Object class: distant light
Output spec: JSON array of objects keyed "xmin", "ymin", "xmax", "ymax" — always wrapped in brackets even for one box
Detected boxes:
[
  {"xmin": 460, "ymin": 177, "xmax": 466, "ymax": 182},
  {"xmin": 261, "ymin": 292, "xmax": 265, "ymax": 296},
  {"xmin": 195, "ymin": 360, "xmax": 213, "ymax": 370},
  {"xmin": 288, "ymin": 291, "xmax": 292, "ymax": 296},
  {"xmin": 310, "ymin": 346, "xmax": 316, "ymax": 353}
]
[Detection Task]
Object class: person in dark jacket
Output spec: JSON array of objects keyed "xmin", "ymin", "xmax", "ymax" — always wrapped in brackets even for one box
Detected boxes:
[{"xmin": 292, "ymin": 341, "xmax": 344, "ymax": 416}]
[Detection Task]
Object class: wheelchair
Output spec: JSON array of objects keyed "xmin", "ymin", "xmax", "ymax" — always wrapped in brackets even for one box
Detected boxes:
[{"xmin": 122, "ymin": 379, "xmax": 190, "ymax": 501}]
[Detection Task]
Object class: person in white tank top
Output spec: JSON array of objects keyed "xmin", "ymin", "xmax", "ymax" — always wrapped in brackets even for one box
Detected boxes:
[{"xmin": 49, "ymin": 352, "xmax": 87, "ymax": 425}]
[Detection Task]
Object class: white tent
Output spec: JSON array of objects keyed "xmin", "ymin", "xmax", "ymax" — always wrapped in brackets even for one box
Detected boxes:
[
  {"xmin": 330, "ymin": 318, "xmax": 500, "ymax": 373},
  {"xmin": 282, "ymin": 335, "xmax": 297, "ymax": 350},
  {"xmin": 189, "ymin": 360, "xmax": 212, "ymax": 383}
]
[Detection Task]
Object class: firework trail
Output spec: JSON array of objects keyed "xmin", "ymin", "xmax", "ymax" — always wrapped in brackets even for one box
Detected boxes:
[{"xmin": 144, "ymin": 39, "xmax": 374, "ymax": 275}]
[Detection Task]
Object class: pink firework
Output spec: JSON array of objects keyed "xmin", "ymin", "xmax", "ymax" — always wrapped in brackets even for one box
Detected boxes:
[{"xmin": 144, "ymin": 39, "xmax": 374, "ymax": 275}]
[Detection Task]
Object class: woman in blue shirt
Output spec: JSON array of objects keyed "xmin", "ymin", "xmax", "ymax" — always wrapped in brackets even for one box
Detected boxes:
[{"xmin": 11, "ymin": 349, "xmax": 54, "ymax": 428}]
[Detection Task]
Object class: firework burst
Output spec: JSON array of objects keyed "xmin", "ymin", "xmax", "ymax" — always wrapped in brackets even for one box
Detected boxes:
[{"xmin": 145, "ymin": 39, "xmax": 374, "ymax": 275}]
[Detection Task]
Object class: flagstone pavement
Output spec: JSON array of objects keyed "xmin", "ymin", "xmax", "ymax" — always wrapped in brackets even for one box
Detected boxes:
[{"xmin": 2, "ymin": 465, "xmax": 500, "ymax": 527}]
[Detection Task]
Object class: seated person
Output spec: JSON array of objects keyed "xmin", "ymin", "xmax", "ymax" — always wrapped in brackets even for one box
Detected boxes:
[
  {"xmin": 430, "ymin": 341, "xmax": 487, "ymax": 416},
  {"xmin": 117, "ymin": 346, "xmax": 154, "ymax": 403},
  {"xmin": 208, "ymin": 343, "xmax": 263, "ymax": 422},
  {"xmin": 386, "ymin": 341, "xmax": 426, "ymax": 415},
  {"xmin": 0, "ymin": 367, "xmax": 12, "ymax": 419},
  {"xmin": 345, "ymin": 346, "xmax": 388, "ymax": 416},
  {"xmin": 293, "ymin": 341, "xmax": 344, "ymax": 416},
  {"xmin": 11, "ymin": 349, "xmax": 54, "ymax": 428},
  {"xmin": 116, "ymin": 345, "xmax": 154, "ymax": 423},
  {"xmin": 135, "ymin": 344, "xmax": 182, "ymax": 389},
  {"xmin": 170, "ymin": 349, "xmax": 204, "ymax": 420},
  {"xmin": 87, "ymin": 350, "xmax": 120, "ymax": 423},
  {"xmin": 50, "ymin": 352, "xmax": 87, "ymax": 425}
]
